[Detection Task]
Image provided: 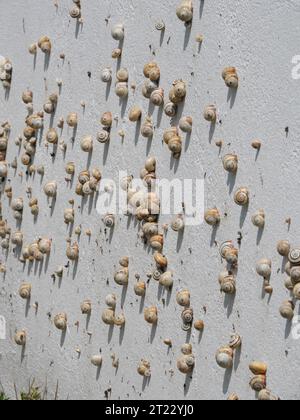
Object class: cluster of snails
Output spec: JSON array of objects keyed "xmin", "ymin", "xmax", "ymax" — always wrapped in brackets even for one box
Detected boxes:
[
  {"xmin": 110, "ymin": 23, "xmax": 124, "ymax": 59},
  {"xmin": 142, "ymin": 62, "xmax": 161, "ymax": 100},
  {"xmin": 0, "ymin": 122, "xmax": 10, "ymax": 176},
  {"xmin": 217, "ymin": 241, "xmax": 239, "ymax": 295},
  {"xmin": 216, "ymin": 334, "xmax": 242, "ymax": 369},
  {"xmin": 115, "ymin": 68, "xmax": 129, "ymax": 98},
  {"xmin": 20, "ymin": 238, "xmax": 52, "ymax": 263},
  {"xmin": 249, "ymin": 361, "xmax": 268, "ymax": 393},
  {"xmin": 177, "ymin": 344, "xmax": 195, "ymax": 374},
  {"xmin": 163, "ymin": 127, "xmax": 182, "ymax": 159},
  {"xmin": 256, "ymin": 258, "xmax": 273, "ymax": 294},
  {"xmin": 75, "ymin": 168, "xmax": 102, "ymax": 196},
  {"xmin": 0, "ymin": 56, "xmax": 13, "ymax": 89},
  {"xmin": 66, "ymin": 239, "xmax": 79, "ymax": 261},
  {"xmin": 102, "ymin": 293, "xmax": 126, "ymax": 328},
  {"xmin": 44, "ymin": 93, "xmax": 58, "ymax": 115},
  {"xmin": 0, "ymin": 220, "xmax": 11, "ymax": 250},
  {"xmin": 137, "ymin": 359, "xmax": 151, "ymax": 377},
  {"xmin": 222, "ymin": 67, "xmax": 239, "ymax": 89},
  {"xmin": 97, "ymin": 111, "xmax": 112, "ymax": 144}
]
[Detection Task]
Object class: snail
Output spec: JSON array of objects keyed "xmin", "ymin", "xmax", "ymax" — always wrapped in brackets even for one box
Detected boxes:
[
  {"xmin": 223, "ymin": 154, "xmax": 238, "ymax": 173},
  {"xmin": 105, "ymin": 294, "xmax": 117, "ymax": 309},
  {"xmin": 66, "ymin": 113, "xmax": 78, "ymax": 128},
  {"xmin": 224, "ymin": 246, "xmax": 239, "ymax": 266},
  {"xmin": 100, "ymin": 112, "xmax": 113, "ymax": 128},
  {"xmin": 219, "ymin": 272, "xmax": 236, "ymax": 295},
  {"xmin": 114, "ymin": 313, "xmax": 126, "ymax": 327},
  {"xmin": 171, "ymin": 215, "xmax": 185, "ymax": 232},
  {"xmin": 115, "ymin": 82, "xmax": 128, "ymax": 98},
  {"xmin": 252, "ymin": 209, "xmax": 265, "ymax": 229},
  {"xmin": 288, "ymin": 248, "xmax": 300, "ymax": 265},
  {"xmin": 44, "ymin": 181, "xmax": 57, "ymax": 198},
  {"xmin": 144, "ymin": 156, "xmax": 156, "ymax": 172},
  {"xmin": 102, "ymin": 308, "xmax": 115, "ymax": 325},
  {"xmin": 177, "ymin": 345, "xmax": 195, "ymax": 374},
  {"xmin": 252, "ymin": 140, "xmax": 262, "ymax": 150},
  {"xmin": 155, "ymin": 21, "xmax": 165, "ymax": 31},
  {"xmin": 256, "ymin": 259, "xmax": 272, "ymax": 279},
  {"xmin": 19, "ymin": 283, "xmax": 31, "ymax": 300},
  {"xmin": 181, "ymin": 307, "xmax": 194, "ymax": 329},
  {"xmin": 227, "ymin": 394, "xmax": 239, "ymax": 401},
  {"xmin": 103, "ymin": 214, "xmax": 115, "ymax": 228},
  {"xmin": 137, "ymin": 360, "xmax": 151, "ymax": 377},
  {"xmin": 258, "ymin": 389, "xmax": 279, "ymax": 401},
  {"xmin": 143, "ymin": 62, "xmax": 160, "ymax": 80},
  {"xmin": 144, "ymin": 306, "xmax": 158, "ymax": 324},
  {"xmin": 11, "ymin": 198, "xmax": 23, "ymax": 212},
  {"xmin": 164, "ymin": 102, "xmax": 177, "ymax": 117},
  {"xmin": 216, "ymin": 347, "xmax": 234, "ymax": 369},
  {"xmin": 176, "ymin": 289, "xmax": 190, "ymax": 307},
  {"xmin": 159, "ymin": 271, "xmax": 174, "ymax": 288},
  {"xmin": 101, "ymin": 67, "xmax": 112, "ymax": 83},
  {"xmin": 163, "ymin": 127, "xmax": 178, "ymax": 144},
  {"xmin": 81, "ymin": 300, "xmax": 92, "ymax": 315},
  {"xmin": 204, "ymin": 208, "xmax": 220, "ymax": 226},
  {"xmin": 229, "ymin": 334, "xmax": 242, "ymax": 350},
  {"xmin": 28, "ymin": 43, "xmax": 37, "ymax": 55},
  {"xmin": 38, "ymin": 238, "xmax": 52, "ymax": 254},
  {"xmin": 111, "ymin": 48, "xmax": 122, "ymax": 59},
  {"xmin": 222, "ymin": 67, "xmax": 239, "ymax": 89},
  {"xmin": 154, "ymin": 252, "xmax": 168, "ymax": 269},
  {"xmin": 134, "ymin": 281, "xmax": 146, "ymax": 297},
  {"xmin": 249, "ymin": 361, "xmax": 268, "ymax": 376},
  {"xmin": 142, "ymin": 222, "xmax": 158, "ymax": 238},
  {"xmin": 141, "ymin": 117, "xmax": 154, "ymax": 138},
  {"xmin": 97, "ymin": 129, "xmax": 110, "ymax": 144},
  {"xmin": 277, "ymin": 240, "xmax": 290, "ymax": 257},
  {"xmin": 279, "ymin": 300, "xmax": 295, "ymax": 320},
  {"xmin": 54, "ymin": 313, "xmax": 67, "ymax": 331},
  {"xmin": 179, "ymin": 116, "xmax": 193, "ymax": 133},
  {"xmin": 46, "ymin": 128, "xmax": 58, "ymax": 144},
  {"xmin": 80, "ymin": 135, "xmax": 93, "ymax": 153},
  {"xmin": 22, "ymin": 90, "xmax": 33, "ymax": 104},
  {"xmin": 169, "ymin": 80, "xmax": 187, "ymax": 103},
  {"xmin": 234, "ymin": 187, "xmax": 249, "ymax": 206},
  {"xmin": 194, "ymin": 320, "xmax": 205, "ymax": 331},
  {"xmin": 142, "ymin": 79, "xmax": 158, "ymax": 99},
  {"xmin": 14, "ymin": 330, "xmax": 27, "ymax": 346},
  {"xmin": 149, "ymin": 235, "xmax": 164, "ymax": 251},
  {"xmin": 65, "ymin": 162, "xmax": 75, "ymax": 176},
  {"xmin": 111, "ymin": 23, "xmax": 124, "ymax": 41},
  {"xmin": 66, "ymin": 241, "xmax": 79, "ymax": 261},
  {"xmin": 176, "ymin": 0, "xmax": 193, "ymax": 23},
  {"xmin": 116, "ymin": 68, "xmax": 129, "ymax": 83},
  {"xmin": 27, "ymin": 114, "xmax": 44, "ymax": 130},
  {"xmin": 38, "ymin": 36, "xmax": 52, "ymax": 53},
  {"xmin": 69, "ymin": 2, "xmax": 81, "ymax": 19},
  {"xmin": 167, "ymin": 135, "xmax": 182, "ymax": 159},
  {"xmin": 114, "ymin": 269, "xmax": 129, "ymax": 286},
  {"xmin": 91, "ymin": 355, "xmax": 103, "ymax": 367},
  {"xmin": 44, "ymin": 93, "xmax": 58, "ymax": 114},
  {"xmin": 0, "ymin": 161, "xmax": 7, "ymax": 178},
  {"xmin": 11, "ymin": 231, "xmax": 23, "ymax": 246},
  {"xmin": 64, "ymin": 208, "xmax": 74, "ymax": 225},
  {"xmin": 150, "ymin": 88, "xmax": 164, "ymax": 106},
  {"xmin": 129, "ymin": 106, "xmax": 142, "ymax": 122},
  {"xmin": 204, "ymin": 105, "xmax": 217, "ymax": 122},
  {"xmin": 290, "ymin": 266, "xmax": 300, "ymax": 284},
  {"xmin": 250, "ymin": 375, "xmax": 267, "ymax": 392},
  {"xmin": 293, "ymin": 283, "xmax": 300, "ymax": 300},
  {"xmin": 220, "ymin": 241, "xmax": 234, "ymax": 257},
  {"xmin": 285, "ymin": 277, "xmax": 294, "ymax": 291}
]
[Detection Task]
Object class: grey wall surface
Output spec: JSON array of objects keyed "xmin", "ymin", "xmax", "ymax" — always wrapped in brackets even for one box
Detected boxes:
[{"xmin": 0, "ymin": 0, "xmax": 300, "ymax": 401}]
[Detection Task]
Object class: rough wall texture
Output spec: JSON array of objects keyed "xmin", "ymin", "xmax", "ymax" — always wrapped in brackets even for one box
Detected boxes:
[{"xmin": 0, "ymin": 0, "xmax": 300, "ymax": 401}]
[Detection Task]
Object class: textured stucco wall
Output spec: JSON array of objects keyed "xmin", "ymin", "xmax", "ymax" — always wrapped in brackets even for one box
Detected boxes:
[{"xmin": 1, "ymin": 0, "xmax": 300, "ymax": 401}]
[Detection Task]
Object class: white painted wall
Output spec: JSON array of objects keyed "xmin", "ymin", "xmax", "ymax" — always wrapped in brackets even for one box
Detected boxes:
[{"xmin": 1, "ymin": 0, "xmax": 300, "ymax": 401}]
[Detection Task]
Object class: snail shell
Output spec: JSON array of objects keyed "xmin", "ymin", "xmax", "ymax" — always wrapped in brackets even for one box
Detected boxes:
[
  {"xmin": 0, "ymin": 162, "xmax": 8, "ymax": 178},
  {"xmin": 111, "ymin": 48, "xmax": 122, "ymax": 59},
  {"xmin": 114, "ymin": 268, "xmax": 129, "ymax": 286},
  {"xmin": 54, "ymin": 313, "xmax": 67, "ymax": 331},
  {"xmin": 64, "ymin": 208, "xmax": 74, "ymax": 224},
  {"xmin": 111, "ymin": 23, "xmax": 124, "ymax": 41},
  {"xmin": 28, "ymin": 43, "xmax": 37, "ymax": 55},
  {"xmin": 290, "ymin": 266, "xmax": 300, "ymax": 285},
  {"xmin": 19, "ymin": 283, "xmax": 31, "ymax": 299},
  {"xmin": 176, "ymin": 0, "xmax": 193, "ymax": 23},
  {"xmin": 46, "ymin": 128, "xmax": 58, "ymax": 144},
  {"xmin": 143, "ymin": 62, "xmax": 159, "ymax": 79},
  {"xmin": 102, "ymin": 308, "xmax": 115, "ymax": 325},
  {"xmin": 66, "ymin": 162, "xmax": 75, "ymax": 175},
  {"xmin": 159, "ymin": 271, "xmax": 174, "ymax": 288},
  {"xmin": 103, "ymin": 213, "xmax": 115, "ymax": 228},
  {"xmin": 258, "ymin": 389, "xmax": 278, "ymax": 401},
  {"xmin": 66, "ymin": 113, "xmax": 78, "ymax": 128},
  {"xmin": 149, "ymin": 235, "xmax": 164, "ymax": 251},
  {"xmin": 142, "ymin": 222, "xmax": 158, "ymax": 238},
  {"xmin": 134, "ymin": 281, "xmax": 146, "ymax": 297},
  {"xmin": 204, "ymin": 208, "xmax": 220, "ymax": 226},
  {"xmin": 168, "ymin": 135, "xmax": 182, "ymax": 158},
  {"xmin": 91, "ymin": 355, "xmax": 103, "ymax": 367},
  {"xmin": 204, "ymin": 105, "xmax": 217, "ymax": 122},
  {"xmin": 44, "ymin": 181, "xmax": 57, "ymax": 198},
  {"xmin": 14, "ymin": 330, "xmax": 27, "ymax": 346},
  {"xmin": 26, "ymin": 114, "xmax": 43, "ymax": 130},
  {"xmin": 171, "ymin": 215, "xmax": 185, "ymax": 232},
  {"xmin": 252, "ymin": 209, "xmax": 265, "ymax": 228},
  {"xmin": 285, "ymin": 277, "xmax": 294, "ymax": 291},
  {"xmin": 279, "ymin": 300, "xmax": 295, "ymax": 320},
  {"xmin": 22, "ymin": 90, "xmax": 33, "ymax": 104},
  {"xmin": 249, "ymin": 361, "xmax": 268, "ymax": 376},
  {"xmin": 38, "ymin": 238, "xmax": 52, "ymax": 254},
  {"xmin": 216, "ymin": 346, "xmax": 234, "ymax": 369},
  {"xmin": 144, "ymin": 306, "xmax": 158, "ymax": 324},
  {"xmin": 163, "ymin": 127, "xmax": 178, "ymax": 145},
  {"xmin": 80, "ymin": 135, "xmax": 93, "ymax": 153},
  {"xmin": 11, "ymin": 198, "xmax": 23, "ymax": 212},
  {"xmin": 115, "ymin": 82, "xmax": 128, "ymax": 98},
  {"xmin": 256, "ymin": 259, "xmax": 272, "ymax": 279},
  {"xmin": 169, "ymin": 80, "xmax": 187, "ymax": 103},
  {"xmin": 234, "ymin": 187, "xmax": 249, "ymax": 206},
  {"xmin": 249, "ymin": 375, "xmax": 267, "ymax": 392},
  {"xmin": 181, "ymin": 307, "xmax": 194, "ymax": 325},
  {"xmin": 222, "ymin": 67, "xmax": 239, "ymax": 89},
  {"xmin": 219, "ymin": 276, "xmax": 236, "ymax": 295},
  {"xmin": 288, "ymin": 248, "xmax": 300, "ymax": 265},
  {"xmin": 154, "ymin": 252, "xmax": 168, "ymax": 269},
  {"xmin": 150, "ymin": 88, "xmax": 164, "ymax": 106},
  {"xmin": 229, "ymin": 334, "xmax": 242, "ymax": 350},
  {"xmin": 176, "ymin": 289, "xmax": 190, "ymax": 307},
  {"xmin": 227, "ymin": 394, "xmax": 239, "ymax": 401},
  {"xmin": 114, "ymin": 313, "xmax": 126, "ymax": 327},
  {"xmin": 177, "ymin": 354, "xmax": 195, "ymax": 374},
  {"xmin": 70, "ymin": 4, "xmax": 81, "ymax": 18},
  {"xmin": 97, "ymin": 129, "xmax": 110, "ymax": 144},
  {"xmin": 141, "ymin": 117, "xmax": 154, "ymax": 138},
  {"xmin": 142, "ymin": 79, "xmax": 158, "ymax": 99},
  {"xmin": 105, "ymin": 294, "xmax": 117, "ymax": 309},
  {"xmin": 81, "ymin": 300, "xmax": 92, "ymax": 315},
  {"xmin": 223, "ymin": 154, "xmax": 238, "ymax": 173},
  {"xmin": 38, "ymin": 36, "xmax": 52, "ymax": 54},
  {"xmin": 66, "ymin": 242, "xmax": 79, "ymax": 261},
  {"xmin": 138, "ymin": 360, "xmax": 151, "ymax": 377},
  {"xmin": 179, "ymin": 116, "xmax": 193, "ymax": 133},
  {"xmin": 152, "ymin": 269, "xmax": 163, "ymax": 282},
  {"xmin": 144, "ymin": 156, "xmax": 156, "ymax": 173},
  {"xmin": 101, "ymin": 67, "xmax": 112, "ymax": 83},
  {"xmin": 224, "ymin": 247, "xmax": 239, "ymax": 266},
  {"xmin": 164, "ymin": 102, "xmax": 177, "ymax": 117},
  {"xmin": 293, "ymin": 283, "xmax": 300, "ymax": 300},
  {"xmin": 194, "ymin": 320, "xmax": 205, "ymax": 331},
  {"xmin": 116, "ymin": 68, "xmax": 129, "ymax": 83},
  {"xmin": 277, "ymin": 240, "xmax": 290, "ymax": 257},
  {"xmin": 101, "ymin": 112, "xmax": 113, "ymax": 127},
  {"xmin": 129, "ymin": 106, "xmax": 142, "ymax": 122},
  {"xmin": 11, "ymin": 231, "xmax": 23, "ymax": 246}
]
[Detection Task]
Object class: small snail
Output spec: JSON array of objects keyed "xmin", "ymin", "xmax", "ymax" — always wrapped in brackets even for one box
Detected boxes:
[
  {"xmin": 177, "ymin": 345, "xmax": 195, "ymax": 374},
  {"xmin": 141, "ymin": 117, "xmax": 154, "ymax": 138},
  {"xmin": 19, "ymin": 283, "xmax": 31, "ymax": 300},
  {"xmin": 69, "ymin": 1, "xmax": 81, "ymax": 19},
  {"xmin": 22, "ymin": 90, "xmax": 33, "ymax": 104},
  {"xmin": 252, "ymin": 209, "xmax": 265, "ymax": 229},
  {"xmin": 279, "ymin": 300, "xmax": 295, "ymax": 320},
  {"xmin": 181, "ymin": 307, "xmax": 194, "ymax": 330},
  {"xmin": 167, "ymin": 135, "xmax": 182, "ymax": 159},
  {"xmin": 114, "ymin": 263, "xmax": 129, "ymax": 286},
  {"xmin": 65, "ymin": 162, "xmax": 75, "ymax": 176},
  {"xmin": 216, "ymin": 346, "xmax": 234, "ymax": 369},
  {"xmin": 256, "ymin": 259, "xmax": 272, "ymax": 279},
  {"xmin": 277, "ymin": 240, "xmax": 290, "ymax": 257},
  {"xmin": 102, "ymin": 308, "xmax": 115, "ymax": 325},
  {"xmin": 11, "ymin": 231, "xmax": 23, "ymax": 246},
  {"xmin": 66, "ymin": 241, "xmax": 79, "ymax": 261},
  {"xmin": 81, "ymin": 300, "xmax": 92, "ymax": 315},
  {"xmin": 134, "ymin": 281, "xmax": 146, "ymax": 297},
  {"xmin": 38, "ymin": 238, "xmax": 52, "ymax": 254},
  {"xmin": 105, "ymin": 294, "xmax": 117, "ymax": 310},
  {"xmin": 293, "ymin": 283, "xmax": 300, "ymax": 300},
  {"xmin": 142, "ymin": 79, "xmax": 158, "ymax": 99},
  {"xmin": 234, "ymin": 187, "xmax": 249, "ymax": 206},
  {"xmin": 101, "ymin": 67, "xmax": 112, "ymax": 83},
  {"xmin": 0, "ymin": 162, "xmax": 8, "ymax": 178},
  {"xmin": 142, "ymin": 222, "xmax": 158, "ymax": 238},
  {"xmin": 285, "ymin": 277, "xmax": 294, "ymax": 291},
  {"xmin": 288, "ymin": 248, "xmax": 300, "ymax": 265},
  {"xmin": 28, "ymin": 43, "xmax": 37, "ymax": 55},
  {"xmin": 143, "ymin": 62, "xmax": 160, "ymax": 80},
  {"xmin": 159, "ymin": 271, "xmax": 174, "ymax": 288},
  {"xmin": 229, "ymin": 334, "xmax": 242, "ymax": 350},
  {"xmin": 11, "ymin": 197, "xmax": 23, "ymax": 212},
  {"xmin": 204, "ymin": 208, "xmax": 220, "ymax": 226},
  {"xmin": 111, "ymin": 23, "xmax": 124, "ymax": 41},
  {"xmin": 38, "ymin": 36, "xmax": 52, "ymax": 54},
  {"xmin": 290, "ymin": 266, "xmax": 300, "ymax": 284},
  {"xmin": 117, "ymin": 68, "xmax": 129, "ymax": 83},
  {"xmin": 222, "ymin": 67, "xmax": 239, "ymax": 89},
  {"xmin": 252, "ymin": 140, "xmax": 262, "ymax": 150},
  {"xmin": 204, "ymin": 105, "xmax": 217, "ymax": 122},
  {"xmin": 137, "ymin": 360, "xmax": 151, "ymax": 377},
  {"xmin": 66, "ymin": 113, "xmax": 78, "ymax": 128},
  {"xmin": 169, "ymin": 80, "xmax": 187, "ymax": 103},
  {"xmin": 46, "ymin": 128, "xmax": 58, "ymax": 144},
  {"xmin": 103, "ymin": 214, "xmax": 115, "ymax": 228},
  {"xmin": 176, "ymin": 289, "xmax": 190, "ymax": 307},
  {"xmin": 179, "ymin": 116, "xmax": 193, "ymax": 133},
  {"xmin": 176, "ymin": 0, "xmax": 193, "ymax": 23},
  {"xmin": 149, "ymin": 235, "xmax": 164, "ymax": 252},
  {"xmin": 219, "ymin": 272, "xmax": 236, "ymax": 295},
  {"xmin": 129, "ymin": 106, "xmax": 142, "ymax": 122},
  {"xmin": 194, "ymin": 320, "xmax": 205, "ymax": 331},
  {"xmin": 171, "ymin": 215, "xmax": 185, "ymax": 232},
  {"xmin": 227, "ymin": 394, "xmax": 239, "ymax": 401},
  {"xmin": 223, "ymin": 154, "xmax": 238, "ymax": 174},
  {"xmin": 115, "ymin": 82, "xmax": 128, "ymax": 98},
  {"xmin": 144, "ymin": 306, "xmax": 158, "ymax": 324},
  {"xmin": 250, "ymin": 375, "xmax": 267, "ymax": 392},
  {"xmin": 150, "ymin": 88, "xmax": 164, "ymax": 107},
  {"xmin": 114, "ymin": 313, "xmax": 126, "ymax": 327},
  {"xmin": 258, "ymin": 389, "xmax": 279, "ymax": 401},
  {"xmin": 249, "ymin": 361, "xmax": 268, "ymax": 376},
  {"xmin": 111, "ymin": 48, "xmax": 122, "ymax": 59},
  {"xmin": 54, "ymin": 313, "xmax": 67, "ymax": 331},
  {"xmin": 97, "ymin": 129, "xmax": 110, "ymax": 144},
  {"xmin": 14, "ymin": 330, "xmax": 27, "ymax": 346},
  {"xmin": 164, "ymin": 102, "xmax": 177, "ymax": 117},
  {"xmin": 100, "ymin": 112, "xmax": 113, "ymax": 128},
  {"xmin": 91, "ymin": 355, "xmax": 103, "ymax": 367},
  {"xmin": 44, "ymin": 181, "xmax": 57, "ymax": 198},
  {"xmin": 80, "ymin": 135, "xmax": 93, "ymax": 153}
]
